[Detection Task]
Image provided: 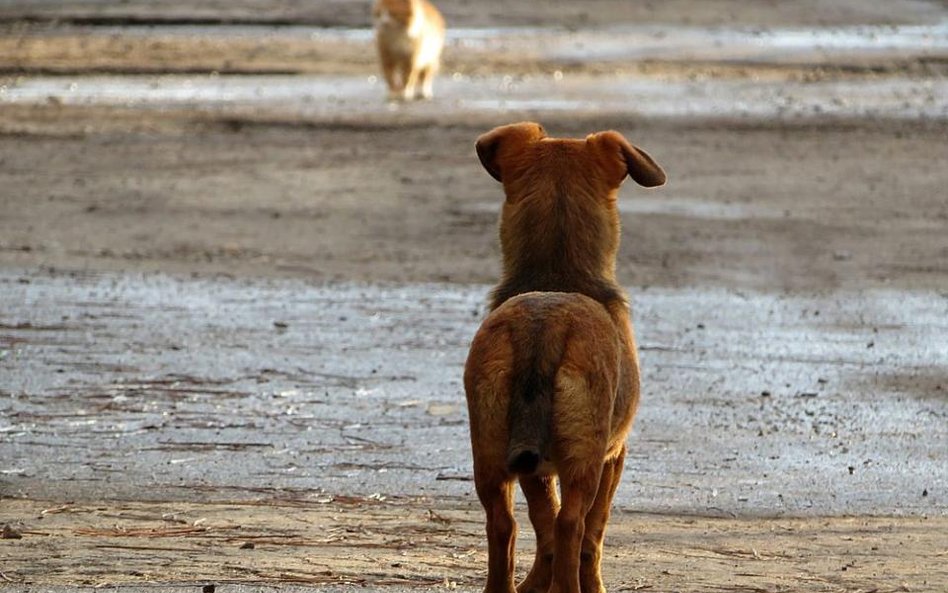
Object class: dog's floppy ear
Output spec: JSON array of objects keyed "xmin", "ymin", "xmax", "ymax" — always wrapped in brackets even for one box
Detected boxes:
[
  {"xmin": 475, "ymin": 122, "xmax": 546, "ymax": 183},
  {"xmin": 597, "ymin": 131, "xmax": 666, "ymax": 188},
  {"xmin": 475, "ymin": 127, "xmax": 505, "ymax": 182}
]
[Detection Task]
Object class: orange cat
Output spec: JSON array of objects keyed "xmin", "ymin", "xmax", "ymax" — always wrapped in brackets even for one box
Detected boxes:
[{"xmin": 372, "ymin": 0, "xmax": 446, "ymax": 101}]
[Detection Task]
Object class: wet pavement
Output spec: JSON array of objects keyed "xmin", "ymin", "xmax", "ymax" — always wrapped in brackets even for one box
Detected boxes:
[
  {"xmin": 2, "ymin": 269, "xmax": 945, "ymax": 516},
  {"xmin": 3, "ymin": 72, "xmax": 946, "ymax": 121}
]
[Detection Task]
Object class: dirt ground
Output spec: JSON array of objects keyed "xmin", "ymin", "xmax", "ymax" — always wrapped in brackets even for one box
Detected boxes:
[
  {"xmin": 2, "ymin": 498, "xmax": 946, "ymax": 591},
  {"xmin": 2, "ymin": 109, "xmax": 946, "ymax": 292},
  {"xmin": 1, "ymin": 0, "xmax": 947, "ymax": 591}
]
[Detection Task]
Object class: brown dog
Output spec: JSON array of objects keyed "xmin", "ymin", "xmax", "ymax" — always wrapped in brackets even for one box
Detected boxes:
[{"xmin": 464, "ymin": 122, "xmax": 666, "ymax": 593}]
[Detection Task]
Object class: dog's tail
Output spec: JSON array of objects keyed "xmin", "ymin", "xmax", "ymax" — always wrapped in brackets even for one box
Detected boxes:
[{"xmin": 505, "ymin": 322, "xmax": 561, "ymax": 475}]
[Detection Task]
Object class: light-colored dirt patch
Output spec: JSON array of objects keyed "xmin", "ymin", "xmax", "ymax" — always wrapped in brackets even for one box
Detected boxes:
[{"xmin": 1, "ymin": 498, "xmax": 945, "ymax": 591}]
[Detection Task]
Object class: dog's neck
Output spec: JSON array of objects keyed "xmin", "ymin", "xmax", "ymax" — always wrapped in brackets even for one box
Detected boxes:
[{"xmin": 489, "ymin": 200, "xmax": 625, "ymax": 311}]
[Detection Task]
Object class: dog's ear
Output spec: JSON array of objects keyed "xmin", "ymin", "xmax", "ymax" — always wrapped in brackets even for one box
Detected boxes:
[
  {"xmin": 475, "ymin": 122, "xmax": 546, "ymax": 183},
  {"xmin": 595, "ymin": 131, "xmax": 666, "ymax": 188},
  {"xmin": 475, "ymin": 127, "xmax": 505, "ymax": 182}
]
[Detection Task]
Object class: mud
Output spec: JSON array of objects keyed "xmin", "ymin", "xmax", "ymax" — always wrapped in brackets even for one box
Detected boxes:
[{"xmin": 1, "ymin": 0, "xmax": 948, "ymax": 590}]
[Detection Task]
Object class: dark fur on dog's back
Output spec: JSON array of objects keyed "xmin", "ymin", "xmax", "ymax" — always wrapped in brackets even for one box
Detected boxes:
[
  {"xmin": 501, "ymin": 298, "xmax": 576, "ymax": 474},
  {"xmin": 505, "ymin": 314, "xmax": 557, "ymax": 474}
]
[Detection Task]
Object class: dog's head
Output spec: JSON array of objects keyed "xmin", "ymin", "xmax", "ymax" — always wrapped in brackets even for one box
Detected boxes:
[
  {"xmin": 475, "ymin": 122, "xmax": 665, "ymax": 284},
  {"xmin": 476, "ymin": 121, "xmax": 665, "ymax": 191}
]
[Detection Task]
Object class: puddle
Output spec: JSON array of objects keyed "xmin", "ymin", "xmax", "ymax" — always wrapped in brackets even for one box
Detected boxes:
[
  {"xmin": 0, "ymin": 75, "xmax": 373, "ymax": 104},
  {"xmin": 2, "ymin": 73, "xmax": 945, "ymax": 121}
]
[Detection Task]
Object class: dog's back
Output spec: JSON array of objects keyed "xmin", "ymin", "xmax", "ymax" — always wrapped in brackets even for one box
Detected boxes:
[
  {"xmin": 466, "ymin": 290, "xmax": 621, "ymax": 476},
  {"xmin": 464, "ymin": 121, "xmax": 665, "ymax": 593}
]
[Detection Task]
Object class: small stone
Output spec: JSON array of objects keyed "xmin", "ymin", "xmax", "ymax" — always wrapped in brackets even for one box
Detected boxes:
[{"xmin": 1, "ymin": 524, "xmax": 22, "ymax": 539}]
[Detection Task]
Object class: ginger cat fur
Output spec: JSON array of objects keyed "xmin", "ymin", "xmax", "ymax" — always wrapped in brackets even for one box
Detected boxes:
[
  {"xmin": 464, "ymin": 122, "xmax": 666, "ymax": 593},
  {"xmin": 372, "ymin": 0, "xmax": 445, "ymax": 101}
]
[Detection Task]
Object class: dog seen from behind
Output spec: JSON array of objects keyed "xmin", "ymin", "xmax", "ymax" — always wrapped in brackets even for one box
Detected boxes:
[
  {"xmin": 464, "ymin": 122, "xmax": 666, "ymax": 593},
  {"xmin": 372, "ymin": 0, "xmax": 445, "ymax": 101}
]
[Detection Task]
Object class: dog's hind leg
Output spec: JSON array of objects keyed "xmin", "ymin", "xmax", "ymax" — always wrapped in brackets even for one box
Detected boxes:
[
  {"xmin": 580, "ymin": 445, "xmax": 626, "ymax": 593},
  {"xmin": 517, "ymin": 474, "xmax": 559, "ymax": 593},
  {"xmin": 548, "ymin": 365, "xmax": 612, "ymax": 593},
  {"xmin": 549, "ymin": 464, "xmax": 602, "ymax": 593},
  {"xmin": 475, "ymin": 469, "xmax": 517, "ymax": 593}
]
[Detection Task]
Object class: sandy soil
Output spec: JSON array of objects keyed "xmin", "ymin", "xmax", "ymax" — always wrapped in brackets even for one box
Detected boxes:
[
  {"xmin": 2, "ymin": 498, "xmax": 946, "ymax": 591},
  {"xmin": 1, "ymin": 0, "xmax": 947, "ymax": 591}
]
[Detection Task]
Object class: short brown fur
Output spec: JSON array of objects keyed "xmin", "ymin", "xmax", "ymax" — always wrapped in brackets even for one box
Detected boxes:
[{"xmin": 464, "ymin": 122, "xmax": 666, "ymax": 593}]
